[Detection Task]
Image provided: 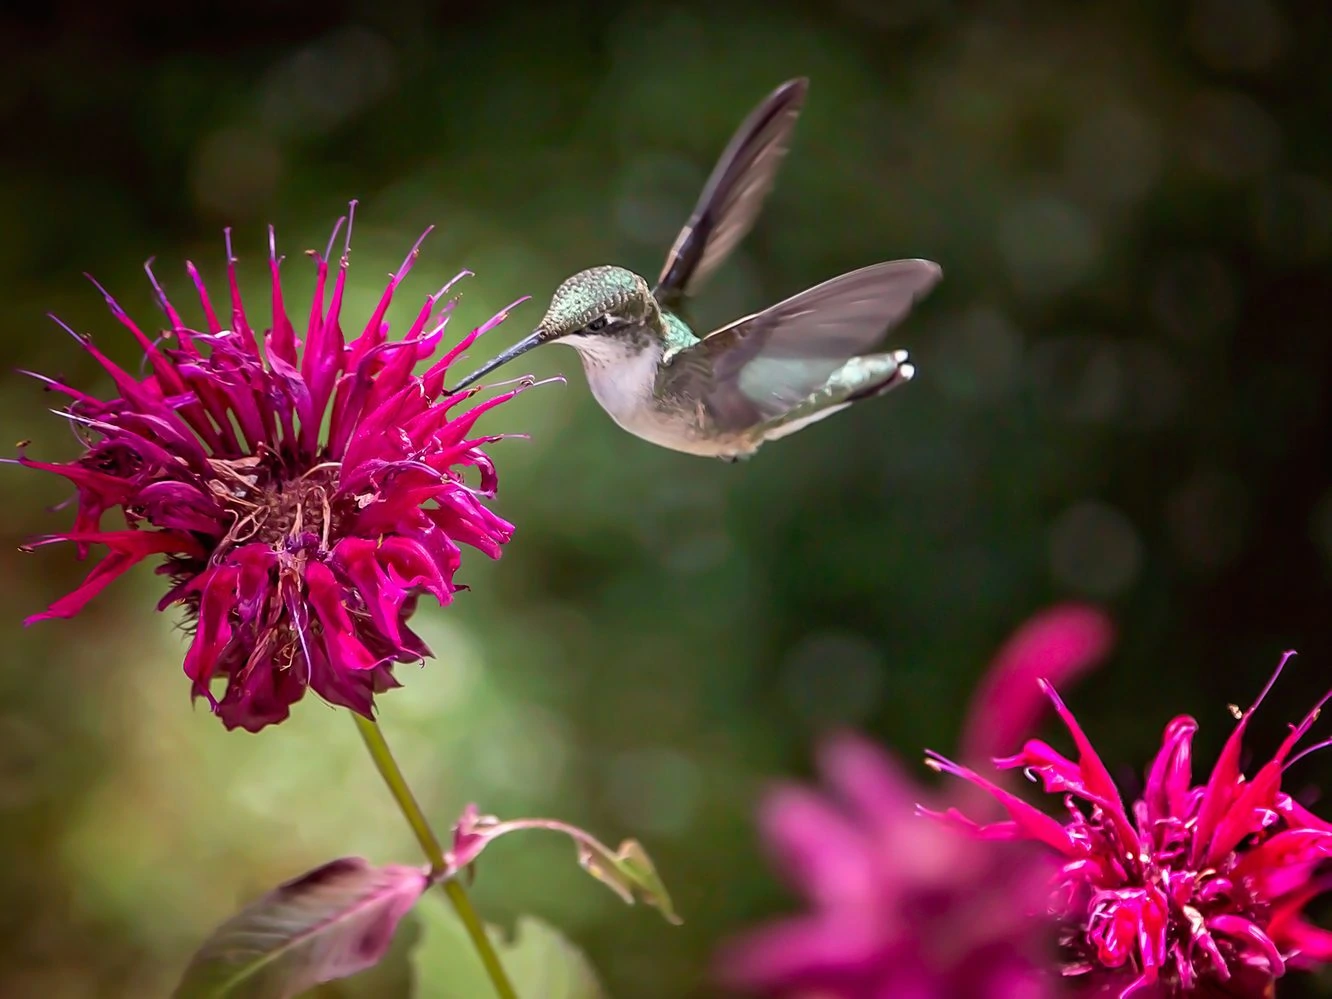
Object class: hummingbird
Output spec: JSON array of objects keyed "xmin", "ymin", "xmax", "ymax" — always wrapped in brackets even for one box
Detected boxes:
[{"xmin": 451, "ymin": 77, "xmax": 942, "ymax": 461}]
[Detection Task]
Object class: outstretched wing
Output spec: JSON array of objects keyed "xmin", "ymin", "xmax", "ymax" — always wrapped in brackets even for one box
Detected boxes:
[
  {"xmin": 653, "ymin": 78, "xmax": 808, "ymax": 311},
  {"xmin": 658, "ymin": 259, "xmax": 942, "ymax": 432}
]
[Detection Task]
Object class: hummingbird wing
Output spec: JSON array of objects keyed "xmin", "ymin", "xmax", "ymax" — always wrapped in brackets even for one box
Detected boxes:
[
  {"xmin": 658, "ymin": 259, "xmax": 942, "ymax": 431},
  {"xmin": 653, "ymin": 78, "xmax": 808, "ymax": 311}
]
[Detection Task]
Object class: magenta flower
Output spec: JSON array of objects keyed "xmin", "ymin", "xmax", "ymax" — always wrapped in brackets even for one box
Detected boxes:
[
  {"xmin": 16, "ymin": 205, "xmax": 530, "ymax": 732},
  {"xmin": 717, "ymin": 604, "xmax": 1115, "ymax": 998},
  {"xmin": 926, "ymin": 651, "xmax": 1332, "ymax": 997},
  {"xmin": 717, "ymin": 735, "xmax": 1060, "ymax": 998}
]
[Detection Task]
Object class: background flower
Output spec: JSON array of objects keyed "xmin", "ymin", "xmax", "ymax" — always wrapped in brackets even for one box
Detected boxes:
[
  {"xmin": 716, "ymin": 605, "xmax": 1114, "ymax": 997},
  {"xmin": 928, "ymin": 652, "xmax": 1332, "ymax": 997},
  {"xmin": 717, "ymin": 734, "xmax": 1060, "ymax": 999}
]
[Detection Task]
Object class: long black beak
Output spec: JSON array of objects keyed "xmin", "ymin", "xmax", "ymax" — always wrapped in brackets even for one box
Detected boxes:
[{"xmin": 450, "ymin": 328, "xmax": 548, "ymax": 391}]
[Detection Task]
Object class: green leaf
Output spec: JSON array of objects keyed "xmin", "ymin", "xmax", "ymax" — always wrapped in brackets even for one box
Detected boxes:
[
  {"xmin": 174, "ymin": 857, "xmax": 429, "ymax": 999},
  {"xmin": 410, "ymin": 894, "xmax": 605, "ymax": 999},
  {"xmin": 577, "ymin": 838, "xmax": 681, "ymax": 926},
  {"xmin": 447, "ymin": 807, "xmax": 682, "ymax": 927}
]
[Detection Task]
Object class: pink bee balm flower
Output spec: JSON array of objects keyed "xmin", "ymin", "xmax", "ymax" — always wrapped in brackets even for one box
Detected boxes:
[
  {"xmin": 717, "ymin": 734, "xmax": 1061, "ymax": 998},
  {"xmin": 926, "ymin": 651, "xmax": 1332, "ymax": 998},
  {"xmin": 716, "ymin": 605, "xmax": 1115, "ymax": 998},
  {"xmin": 15, "ymin": 205, "xmax": 533, "ymax": 732}
]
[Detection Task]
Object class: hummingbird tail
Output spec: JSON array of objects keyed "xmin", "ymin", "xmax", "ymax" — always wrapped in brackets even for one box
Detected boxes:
[
  {"xmin": 757, "ymin": 350, "xmax": 914, "ymax": 444},
  {"xmin": 843, "ymin": 349, "xmax": 915, "ymax": 401}
]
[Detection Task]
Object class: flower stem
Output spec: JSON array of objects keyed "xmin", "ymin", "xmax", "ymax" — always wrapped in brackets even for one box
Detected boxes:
[{"xmin": 352, "ymin": 712, "xmax": 518, "ymax": 999}]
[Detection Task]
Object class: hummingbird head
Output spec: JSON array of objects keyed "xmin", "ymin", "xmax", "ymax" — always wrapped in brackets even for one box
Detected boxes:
[
  {"xmin": 449, "ymin": 265, "xmax": 656, "ymax": 390},
  {"xmin": 537, "ymin": 265, "xmax": 656, "ymax": 341}
]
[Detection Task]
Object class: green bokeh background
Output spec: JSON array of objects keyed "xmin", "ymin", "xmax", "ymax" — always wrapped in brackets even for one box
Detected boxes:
[{"xmin": 3, "ymin": 1, "xmax": 1332, "ymax": 996}]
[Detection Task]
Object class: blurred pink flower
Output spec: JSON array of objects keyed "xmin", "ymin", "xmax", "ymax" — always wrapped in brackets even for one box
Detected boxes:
[
  {"xmin": 718, "ymin": 735, "xmax": 1060, "ymax": 998},
  {"xmin": 717, "ymin": 604, "xmax": 1114, "ymax": 998},
  {"xmin": 927, "ymin": 651, "xmax": 1332, "ymax": 998},
  {"xmin": 15, "ymin": 206, "xmax": 531, "ymax": 731},
  {"xmin": 961, "ymin": 605, "xmax": 1115, "ymax": 763}
]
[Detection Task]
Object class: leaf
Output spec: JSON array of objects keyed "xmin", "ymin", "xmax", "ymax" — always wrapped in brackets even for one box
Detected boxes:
[
  {"xmin": 446, "ymin": 806, "xmax": 682, "ymax": 926},
  {"xmin": 577, "ymin": 838, "xmax": 682, "ymax": 926},
  {"xmin": 175, "ymin": 857, "xmax": 429, "ymax": 999},
  {"xmin": 411, "ymin": 894, "xmax": 605, "ymax": 998}
]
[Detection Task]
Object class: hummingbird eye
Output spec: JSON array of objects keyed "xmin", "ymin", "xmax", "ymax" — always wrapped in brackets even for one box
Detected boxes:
[{"xmin": 585, "ymin": 315, "xmax": 611, "ymax": 332}]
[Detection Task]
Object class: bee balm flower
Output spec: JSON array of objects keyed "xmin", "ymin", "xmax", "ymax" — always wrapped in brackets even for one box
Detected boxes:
[
  {"xmin": 716, "ymin": 734, "xmax": 1061, "ymax": 998},
  {"xmin": 16, "ymin": 206, "xmax": 530, "ymax": 732},
  {"xmin": 717, "ymin": 605, "xmax": 1114, "ymax": 998},
  {"xmin": 926, "ymin": 651, "xmax": 1332, "ymax": 997}
]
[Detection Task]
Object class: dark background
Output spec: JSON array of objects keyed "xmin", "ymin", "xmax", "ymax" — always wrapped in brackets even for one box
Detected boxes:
[{"xmin": 2, "ymin": 1, "xmax": 1331, "ymax": 995}]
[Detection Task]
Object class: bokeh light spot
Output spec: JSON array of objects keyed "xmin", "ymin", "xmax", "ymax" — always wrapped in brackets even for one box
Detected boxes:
[
  {"xmin": 1150, "ymin": 252, "xmax": 1237, "ymax": 342},
  {"xmin": 1064, "ymin": 101, "xmax": 1164, "ymax": 212},
  {"xmin": 1165, "ymin": 469, "xmax": 1250, "ymax": 571},
  {"xmin": 1181, "ymin": 89, "xmax": 1283, "ymax": 183},
  {"xmin": 931, "ymin": 306, "xmax": 1024, "ymax": 404},
  {"xmin": 1048, "ymin": 501, "xmax": 1143, "ymax": 597},
  {"xmin": 603, "ymin": 746, "xmax": 702, "ymax": 837},
  {"xmin": 473, "ymin": 704, "xmax": 572, "ymax": 799},
  {"xmin": 998, "ymin": 195, "xmax": 1101, "ymax": 298},
  {"xmin": 779, "ymin": 631, "xmax": 886, "ymax": 729},
  {"xmin": 190, "ymin": 128, "xmax": 282, "ymax": 218},
  {"xmin": 1187, "ymin": 0, "xmax": 1288, "ymax": 74},
  {"xmin": 258, "ymin": 27, "xmax": 398, "ymax": 140}
]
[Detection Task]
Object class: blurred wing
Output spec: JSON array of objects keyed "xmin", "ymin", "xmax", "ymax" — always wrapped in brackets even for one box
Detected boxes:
[
  {"xmin": 661, "ymin": 259, "xmax": 942, "ymax": 431},
  {"xmin": 653, "ymin": 78, "xmax": 808, "ymax": 310}
]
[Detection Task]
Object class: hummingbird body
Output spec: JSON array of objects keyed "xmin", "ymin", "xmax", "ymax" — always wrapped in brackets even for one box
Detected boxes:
[
  {"xmin": 451, "ymin": 78, "xmax": 941, "ymax": 459},
  {"xmin": 565, "ymin": 298, "xmax": 912, "ymax": 459}
]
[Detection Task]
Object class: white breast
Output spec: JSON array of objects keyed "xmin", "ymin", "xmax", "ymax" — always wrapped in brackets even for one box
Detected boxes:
[
  {"xmin": 565, "ymin": 335, "xmax": 662, "ymax": 420},
  {"xmin": 561, "ymin": 336, "xmax": 744, "ymax": 457}
]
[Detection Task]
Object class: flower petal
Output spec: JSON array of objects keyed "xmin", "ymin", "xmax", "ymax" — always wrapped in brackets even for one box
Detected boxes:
[
  {"xmin": 24, "ymin": 530, "xmax": 202, "ymax": 624},
  {"xmin": 961, "ymin": 604, "xmax": 1114, "ymax": 763},
  {"xmin": 758, "ymin": 785, "xmax": 877, "ymax": 910},
  {"xmin": 922, "ymin": 752, "xmax": 1079, "ymax": 854}
]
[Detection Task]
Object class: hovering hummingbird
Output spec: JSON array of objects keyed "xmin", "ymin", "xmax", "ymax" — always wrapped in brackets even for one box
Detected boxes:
[{"xmin": 451, "ymin": 77, "xmax": 942, "ymax": 461}]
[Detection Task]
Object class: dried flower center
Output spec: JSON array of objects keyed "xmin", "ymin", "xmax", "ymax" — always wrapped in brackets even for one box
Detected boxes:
[{"xmin": 207, "ymin": 457, "xmax": 348, "ymax": 556}]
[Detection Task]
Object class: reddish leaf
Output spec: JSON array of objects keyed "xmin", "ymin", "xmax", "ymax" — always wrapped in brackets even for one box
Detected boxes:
[{"xmin": 174, "ymin": 857, "xmax": 428, "ymax": 998}]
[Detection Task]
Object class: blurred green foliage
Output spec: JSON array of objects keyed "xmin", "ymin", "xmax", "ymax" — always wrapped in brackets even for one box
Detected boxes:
[{"xmin": 2, "ymin": 1, "xmax": 1332, "ymax": 996}]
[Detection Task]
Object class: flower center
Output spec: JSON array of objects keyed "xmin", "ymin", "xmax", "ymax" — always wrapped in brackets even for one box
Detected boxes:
[{"xmin": 209, "ymin": 457, "xmax": 348, "ymax": 557}]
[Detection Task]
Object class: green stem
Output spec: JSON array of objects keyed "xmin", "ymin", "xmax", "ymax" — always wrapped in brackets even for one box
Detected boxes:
[{"xmin": 353, "ymin": 712, "xmax": 518, "ymax": 999}]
